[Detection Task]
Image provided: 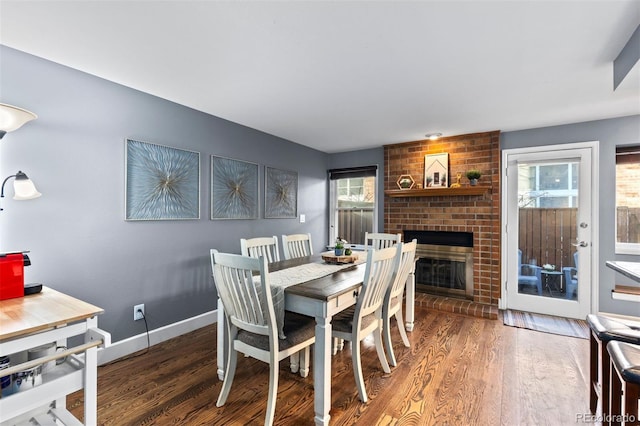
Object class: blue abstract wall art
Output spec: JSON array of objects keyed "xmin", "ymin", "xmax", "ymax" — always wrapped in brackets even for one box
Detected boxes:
[
  {"xmin": 211, "ymin": 155, "xmax": 259, "ymax": 219},
  {"xmin": 125, "ymin": 139, "xmax": 200, "ymax": 220},
  {"xmin": 265, "ymin": 166, "xmax": 297, "ymax": 219}
]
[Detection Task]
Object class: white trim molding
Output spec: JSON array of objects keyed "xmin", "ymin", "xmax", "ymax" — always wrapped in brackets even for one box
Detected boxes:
[{"xmin": 97, "ymin": 310, "xmax": 217, "ymax": 365}]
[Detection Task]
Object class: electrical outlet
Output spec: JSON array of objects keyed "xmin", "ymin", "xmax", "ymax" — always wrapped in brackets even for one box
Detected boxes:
[{"xmin": 134, "ymin": 304, "xmax": 145, "ymax": 321}]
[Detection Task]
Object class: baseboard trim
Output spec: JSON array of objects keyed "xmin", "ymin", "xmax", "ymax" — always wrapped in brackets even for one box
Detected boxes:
[{"xmin": 97, "ymin": 310, "xmax": 217, "ymax": 365}]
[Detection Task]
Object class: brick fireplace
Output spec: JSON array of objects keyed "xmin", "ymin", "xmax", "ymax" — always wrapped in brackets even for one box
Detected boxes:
[{"xmin": 383, "ymin": 130, "xmax": 501, "ymax": 309}]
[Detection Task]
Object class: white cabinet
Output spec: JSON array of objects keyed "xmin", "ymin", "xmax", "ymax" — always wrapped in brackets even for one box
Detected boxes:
[{"xmin": 0, "ymin": 287, "xmax": 110, "ymax": 425}]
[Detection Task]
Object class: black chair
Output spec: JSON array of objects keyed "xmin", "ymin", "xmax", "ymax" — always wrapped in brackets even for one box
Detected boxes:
[
  {"xmin": 606, "ymin": 341, "xmax": 640, "ymax": 425},
  {"xmin": 586, "ymin": 314, "xmax": 640, "ymax": 419}
]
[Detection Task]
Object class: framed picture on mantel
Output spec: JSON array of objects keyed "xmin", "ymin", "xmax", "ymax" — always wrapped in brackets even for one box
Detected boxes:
[{"xmin": 424, "ymin": 153, "xmax": 449, "ymax": 188}]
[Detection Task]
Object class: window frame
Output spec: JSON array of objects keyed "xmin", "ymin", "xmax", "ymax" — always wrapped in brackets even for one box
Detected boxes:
[{"xmin": 328, "ymin": 166, "xmax": 378, "ymax": 249}]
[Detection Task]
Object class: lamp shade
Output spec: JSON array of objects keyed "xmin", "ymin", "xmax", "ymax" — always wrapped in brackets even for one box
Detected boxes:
[
  {"xmin": 0, "ymin": 103, "xmax": 38, "ymax": 138},
  {"xmin": 12, "ymin": 171, "xmax": 41, "ymax": 200}
]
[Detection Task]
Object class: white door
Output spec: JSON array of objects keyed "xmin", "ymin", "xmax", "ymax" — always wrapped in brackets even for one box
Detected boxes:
[{"xmin": 503, "ymin": 142, "xmax": 597, "ymax": 319}]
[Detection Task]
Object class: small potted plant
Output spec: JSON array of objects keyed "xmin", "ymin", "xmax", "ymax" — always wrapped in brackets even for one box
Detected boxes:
[
  {"xmin": 466, "ymin": 170, "xmax": 482, "ymax": 186},
  {"xmin": 334, "ymin": 237, "xmax": 346, "ymax": 256}
]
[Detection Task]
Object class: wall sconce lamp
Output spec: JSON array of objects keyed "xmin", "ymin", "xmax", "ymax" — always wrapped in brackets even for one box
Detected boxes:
[
  {"xmin": 0, "ymin": 171, "xmax": 42, "ymax": 211},
  {"xmin": 0, "ymin": 103, "xmax": 38, "ymax": 139}
]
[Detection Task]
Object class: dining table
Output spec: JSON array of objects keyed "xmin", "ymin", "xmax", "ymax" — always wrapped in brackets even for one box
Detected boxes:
[{"xmin": 215, "ymin": 252, "xmax": 416, "ymax": 426}]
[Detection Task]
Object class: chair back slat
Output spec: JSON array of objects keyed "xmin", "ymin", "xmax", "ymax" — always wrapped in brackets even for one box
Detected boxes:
[
  {"xmin": 389, "ymin": 239, "xmax": 417, "ymax": 299},
  {"xmin": 211, "ymin": 249, "xmax": 275, "ymax": 337},
  {"xmin": 241, "ymin": 236, "xmax": 280, "ymax": 263},
  {"xmin": 282, "ymin": 233, "xmax": 313, "ymax": 259},
  {"xmin": 364, "ymin": 232, "xmax": 402, "ymax": 250},
  {"xmin": 357, "ymin": 245, "xmax": 397, "ymax": 319}
]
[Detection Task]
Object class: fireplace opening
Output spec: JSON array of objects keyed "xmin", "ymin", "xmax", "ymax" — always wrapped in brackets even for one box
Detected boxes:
[{"xmin": 404, "ymin": 230, "xmax": 474, "ymax": 299}]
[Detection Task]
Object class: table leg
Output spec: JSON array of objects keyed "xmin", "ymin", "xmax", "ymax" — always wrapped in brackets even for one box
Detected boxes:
[
  {"xmin": 314, "ymin": 315, "xmax": 332, "ymax": 426},
  {"xmin": 84, "ymin": 317, "xmax": 98, "ymax": 425},
  {"xmin": 217, "ymin": 299, "xmax": 227, "ymax": 381},
  {"xmin": 405, "ymin": 265, "xmax": 415, "ymax": 332}
]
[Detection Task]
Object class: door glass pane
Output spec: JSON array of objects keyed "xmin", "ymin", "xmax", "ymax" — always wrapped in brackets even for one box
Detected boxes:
[
  {"xmin": 539, "ymin": 164, "xmax": 568, "ymax": 190},
  {"xmin": 517, "ymin": 160, "xmax": 579, "ymax": 300}
]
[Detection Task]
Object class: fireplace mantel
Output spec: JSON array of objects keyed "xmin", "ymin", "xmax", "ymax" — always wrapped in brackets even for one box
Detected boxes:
[{"xmin": 384, "ymin": 186, "xmax": 490, "ymax": 197}]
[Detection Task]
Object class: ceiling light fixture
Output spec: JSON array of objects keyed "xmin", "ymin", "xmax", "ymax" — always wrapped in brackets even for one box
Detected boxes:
[
  {"xmin": 0, "ymin": 171, "xmax": 42, "ymax": 211},
  {"xmin": 0, "ymin": 103, "xmax": 38, "ymax": 139},
  {"xmin": 425, "ymin": 133, "xmax": 442, "ymax": 140}
]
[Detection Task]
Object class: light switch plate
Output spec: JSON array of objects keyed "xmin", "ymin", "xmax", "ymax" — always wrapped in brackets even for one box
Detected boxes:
[{"xmin": 300, "ymin": 214, "xmax": 306, "ymax": 223}]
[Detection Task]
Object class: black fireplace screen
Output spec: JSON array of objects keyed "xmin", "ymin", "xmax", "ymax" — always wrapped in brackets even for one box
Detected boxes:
[
  {"xmin": 404, "ymin": 230, "xmax": 474, "ymax": 299},
  {"xmin": 416, "ymin": 257, "xmax": 466, "ymax": 291}
]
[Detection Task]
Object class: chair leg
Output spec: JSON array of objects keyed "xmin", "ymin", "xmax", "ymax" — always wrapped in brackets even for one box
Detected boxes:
[
  {"xmin": 395, "ymin": 308, "xmax": 410, "ymax": 348},
  {"xmin": 602, "ymin": 342, "xmax": 612, "ymax": 419},
  {"xmin": 216, "ymin": 348, "xmax": 238, "ymax": 406},
  {"xmin": 622, "ymin": 382, "xmax": 639, "ymax": 426},
  {"xmin": 609, "ymin": 358, "xmax": 622, "ymax": 424},
  {"xmin": 590, "ymin": 332, "xmax": 599, "ymax": 414},
  {"xmin": 383, "ymin": 307, "xmax": 397, "ymax": 367},
  {"xmin": 289, "ymin": 352, "xmax": 300, "ymax": 373},
  {"xmin": 373, "ymin": 323, "xmax": 391, "ymax": 374},
  {"xmin": 351, "ymin": 338, "xmax": 368, "ymax": 403},
  {"xmin": 299, "ymin": 346, "xmax": 310, "ymax": 378},
  {"xmin": 265, "ymin": 354, "xmax": 279, "ymax": 426}
]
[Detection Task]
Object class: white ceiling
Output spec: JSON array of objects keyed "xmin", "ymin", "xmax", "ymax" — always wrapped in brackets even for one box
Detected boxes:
[{"xmin": 1, "ymin": 1, "xmax": 639, "ymax": 153}]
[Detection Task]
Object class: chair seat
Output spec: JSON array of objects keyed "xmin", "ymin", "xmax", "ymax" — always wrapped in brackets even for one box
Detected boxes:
[
  {"xmin": 586, "ymin": 314, "xmax": 640, "ymax": 343},
  {"xmin": 332, "ymin": 307, "xmax": 377, "ymax": 334},
  {"xmin": 608, "ymin": 341, "xmax": 640, "ymax": 384},
  {"xmin": 237, "ymin": 312, "xmax": 315, "ymax": 351}
]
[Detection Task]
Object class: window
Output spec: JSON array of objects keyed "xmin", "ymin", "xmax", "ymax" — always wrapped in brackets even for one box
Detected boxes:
[
  {"xmin": 616, "ymin": 145, "xmax": 640, "ymax": 254},
  {"xmin": 328, "ymin": 166, "xmax": 377, "ymax": 247},
  {"xmin": 517, "ymin": 161, "xmax": 578, "ymax": 208}
]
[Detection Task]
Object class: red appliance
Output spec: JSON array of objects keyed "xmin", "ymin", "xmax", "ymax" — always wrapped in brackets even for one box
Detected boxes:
[{"xmin": 0, "ymin": 251, "xmax": 30, "ymax": 300}]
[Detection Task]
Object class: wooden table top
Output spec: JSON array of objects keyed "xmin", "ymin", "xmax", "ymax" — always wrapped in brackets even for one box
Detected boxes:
[
  {"xmin": 0, "ymin": 286, "xmax": 104, "ymax": 341},
  {"xmin": 269, "ymin": 255, "xmax": 366, "ymax": 301}
]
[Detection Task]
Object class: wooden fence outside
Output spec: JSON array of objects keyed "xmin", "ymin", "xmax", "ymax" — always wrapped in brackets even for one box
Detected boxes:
[
  {"xmin": 519, "ymin": 208, "xmax": 578, "ymax": 270},
  {"xmin": 337, "ymin": 208, "xmax": 374, "ymax": 245},
  {"xmin": 616, "ymin": 207, "xmax": 640, "ymax": 244},
  {"xmin": 337, "ymin": 206, "xmax": 634, "ymax": 268}
]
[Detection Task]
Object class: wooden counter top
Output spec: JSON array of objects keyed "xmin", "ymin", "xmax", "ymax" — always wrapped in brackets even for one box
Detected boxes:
[{"xmin": 0, "ymin": 286, "xmax": 104, "ymax": 340}]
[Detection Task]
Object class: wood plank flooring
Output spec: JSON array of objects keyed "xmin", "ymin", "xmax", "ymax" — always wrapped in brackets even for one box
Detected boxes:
[{"xmin": 68, "ymin": 306, "xmax": 590, "ymax": 425}]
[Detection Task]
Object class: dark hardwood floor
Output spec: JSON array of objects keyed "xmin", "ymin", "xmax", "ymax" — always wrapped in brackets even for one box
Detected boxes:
[{"xmin": 69, "ymin": 306, "xmax": 590, "ymax": 425}]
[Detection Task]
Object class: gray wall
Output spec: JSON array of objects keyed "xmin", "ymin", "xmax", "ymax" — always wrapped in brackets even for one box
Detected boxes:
[
  {"xmin": 0, "ymin": 46, "xmax": 330, "ymax": 341},
  {"xmin": 502, "ymin": 115, "xmax": 640, "ymax": 316}
]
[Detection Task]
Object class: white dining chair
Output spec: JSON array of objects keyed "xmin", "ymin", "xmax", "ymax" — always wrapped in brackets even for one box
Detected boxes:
[
  {"xmin": 241, "ymin": 236, "xmax": 280, "ymax": 263},
  {"xmin": 383, "ymin": 239, "xmax": 417, "ymax": 367},
  {"xmin": 332, "ymin": 232, "xmax": 401, "ymax": 354},
  {"xmin": 282, "ymin": 233, "xmax": 313, "ymax": 260},
  {"xmin": 210, "ymin": 250, "xmax": 315, "ymax": 426},
  {"xmin": 364, "ymin": 232, "xmax": 402, "ymax": 250},
  {"xmin": 331, "ymin": 244, "xmax": 398, "ymax": 403}
]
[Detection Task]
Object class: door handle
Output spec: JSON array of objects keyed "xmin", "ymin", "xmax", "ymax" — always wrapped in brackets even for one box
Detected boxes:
[{"xmin": 571, "ymin": 241, "xmax": 589, "ymax": 247}]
